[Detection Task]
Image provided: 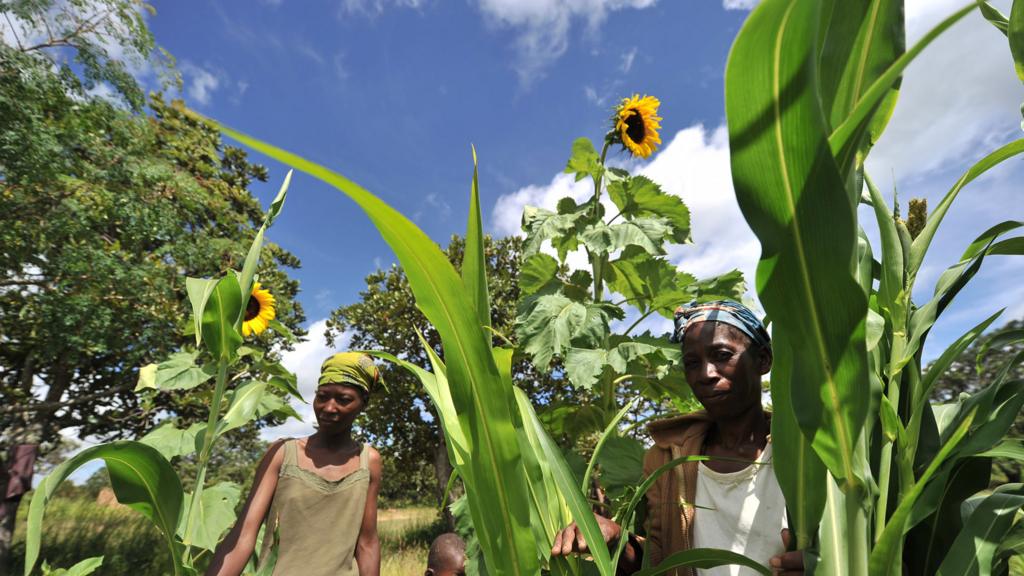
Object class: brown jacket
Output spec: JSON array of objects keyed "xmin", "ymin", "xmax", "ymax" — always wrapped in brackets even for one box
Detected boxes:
[{"xmin": 641, "ymin": 412, "xmax": 713, "ymax": 576}]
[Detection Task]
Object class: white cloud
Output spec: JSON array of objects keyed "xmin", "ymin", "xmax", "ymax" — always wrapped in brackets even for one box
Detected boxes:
[
  {"xmin": 474, "ymin": 0, "xmax": 656, "ymax": 87},
  {"xmin": 867, "ymin": 0, "xmax": 1022, "ymax": 185},
  {"xmin": 338, "ymin": 0, "xmax": 425, "ymax": 17},
  {"xmin": 180, "ymin": 62, "xmax": 223, "ymax": 106},
  {"xmin": 260, "ymin": 320, "xmax": 353, "ymax": 440},
  {"xmin": 722, "ymin": 0, "xmax": 758, "ymax": 9},
  {"xmin": 491, "ymin": 124, "xmax": 759, "ymax": 292}
]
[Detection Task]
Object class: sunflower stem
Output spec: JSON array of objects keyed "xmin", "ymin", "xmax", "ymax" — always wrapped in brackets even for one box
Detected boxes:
[
  {"xmin": 182, "ymin": 358, "xmax": 229, "ymax": 564},
  {"xmin": 592, "ymin": 140, "xmax": 612, "ymax": 302}
]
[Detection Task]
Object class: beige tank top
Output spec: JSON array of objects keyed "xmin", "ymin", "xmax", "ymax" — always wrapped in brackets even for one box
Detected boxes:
[{"xmin": 258, "ymin": 439, "xmax": 370, "ymax": 576}]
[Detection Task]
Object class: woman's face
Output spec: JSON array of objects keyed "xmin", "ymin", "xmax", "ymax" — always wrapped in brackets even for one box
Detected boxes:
[
  {"xmin": 681, "ymin": 321, "xmax": 771, "ymax": 420},
  {"xmin": 313, "ymin": 383, "xmax": 366, "ymax": 432}
]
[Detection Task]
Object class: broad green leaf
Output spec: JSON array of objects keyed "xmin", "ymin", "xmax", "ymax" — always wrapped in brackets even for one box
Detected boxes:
[
  {"xmin": 202, "ymin": 274, "xmax": 244, "ymax": 362},
  {"xmin": 865, "ymin": 173, "xmax": 904, "ymax": 317},
  {"xmin": 522, "ymin": 206, "xmax": 583, "ymax": 260},
  {"xmin": 139, "ymin": 421, "xmax": 205, "ymax": 460},
  {"xmin": 594, "ymin": 435, "xmax": 645, "ymax": 495},
  {"xmin": 267, "ymin": 374, "xmax": 304, "ymax": 403},
  {"xmin": 218, "ymin": 381, "xmax": 269, "ymax": 436},
  {"xmin": 564, "ymin": 339, "xmax": 663, "ymax": 389},
  {"xmin": 217, "ymin": 121, "xmax": 538, "ymax": 573},
  {"xmin": 605, "ymin": 247, "xmax": 687, "ymax": 316},
  {"xmin": 879, "ymin": 395, "xmax": 903, "ymax": 444},
  {"xmin": 517, "ymin": 294, "xmax": 622, "ymax": 369},
  {"xmin": 514, "ymin": 387, "xmax": 616, "ymax": 575},
  {"xmin": 979, "ymin": 439, "xmax": 1024, "ymax": 461},
  {"xmin": 937, "ymin": 483, "xmax": 1024, "ymax": 575},
  {"xmin": 255, "ymin": 390, "xmax": 303, "ymax": 421},
  {"xmin": 186, "ymin": 277, "xmax": 219, "ymax": 347},
  {"xmin": 266, "ymin": 319, "xmax": 296, "ymax": 343},
  {"xmin": 564, "ymin": 137, "xmax": 602, "ymax": 182},
  {"xmin": 580, "ymin": 218, "xmax": 670, "ymax": 256},
  {"xmin": 683, "ymin": 269, "xmax": 746, "ymax": 303},
  {"xmin": 25, "ymin": 441, "xmax": 185, "ymax": 576},
  {"xmin": 45, "ymin": 557, "xmax": 104, "ymax": 576},
  {"xmin": 519, "ymin": 253, "xmax": 559, "ymax": 296},
  {"xmin": 726, "ymin": 0, "xmax": 869, "ymax": 488},
  {"xmin": 1011, "ymin": 0, "xmax": 1024, "ymax": 81},
  {"xmin": 463, "ymin": 146, "xmax": 490, "ymax": 331},
  {"xmin": 909, "ymin": 139, "xmax": 1024, "ymax": 280},
  {"xmin": 177, "ymin": 482, "xmax": 242, "ymax": 552},
  {"xmin": 150, "ymin": 352, "xmax": 216, "ymax": 392},
  {"xmin": 136, "ymin": 362, "xmax": 157, "ymax": 391},
  {"xmin": 236, "ymin": 171, "xmax": 291, "ymax": 320},
  {"xmin": 606, "ymin": 175, "xmax": 691, "ymax": 244},
  {"xmin": 768, "ymin": 331, "xmax": 826, "ymax": 550},
  {"xmin": 632, "ymin": 549, "xmax": 770, "ymax": 576}
]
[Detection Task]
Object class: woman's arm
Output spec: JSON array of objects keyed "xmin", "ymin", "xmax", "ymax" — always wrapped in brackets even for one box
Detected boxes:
[
  {"xmin": 205, "ymin": 439, "xmax": 287, "ymax": 576},
  {"xmin": 356, "ymin": 447, "xmax": 382, "ymax": 576}
]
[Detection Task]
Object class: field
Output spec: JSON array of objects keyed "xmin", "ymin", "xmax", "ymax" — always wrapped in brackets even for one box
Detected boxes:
[{"xmin": 10, "ymin": 497, "xmax": 443, "ymax": 575}]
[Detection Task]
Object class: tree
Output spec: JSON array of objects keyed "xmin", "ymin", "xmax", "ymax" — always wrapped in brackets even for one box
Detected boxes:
[
  {"xmin": 0, "ymin": 45, "xmax": 304, "ymax": 566},
  {"xmin": 929, "ymin": 318, "xmax": 1024, "ymax": 485},
  {"xmin": 324, "ymin": 235, "xmax": 581, "ymax": 517}
]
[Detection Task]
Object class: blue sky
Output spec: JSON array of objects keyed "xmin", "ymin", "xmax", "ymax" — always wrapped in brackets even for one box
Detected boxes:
[{"xmin": 152, "ymin": 0, "xmax": 1022, "ymax": 437}]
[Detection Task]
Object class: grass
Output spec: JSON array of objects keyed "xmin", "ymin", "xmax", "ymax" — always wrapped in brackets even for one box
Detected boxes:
[{"xmin": 10, "ymin": 496, "xmax": 444, "ymax": 576}]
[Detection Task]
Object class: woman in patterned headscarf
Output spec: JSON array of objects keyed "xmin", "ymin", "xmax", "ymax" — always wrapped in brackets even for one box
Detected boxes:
[
  {"xmin": 552, "ymin": 300, "xmax": 805, "ymax": 575},
  {"xmin": 207, "ymin": 352, "xmax": 384, "ymax": 576}
]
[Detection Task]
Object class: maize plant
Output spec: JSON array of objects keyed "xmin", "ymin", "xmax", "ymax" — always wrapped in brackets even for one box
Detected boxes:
[{"xmin": 726, "ymin": 0, "xmax": 1024, "ymax": 574}]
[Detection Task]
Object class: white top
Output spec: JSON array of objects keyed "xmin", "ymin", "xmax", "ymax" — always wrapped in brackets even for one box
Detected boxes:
[{"xmin": 692, "ymin": 443, "xmax": 787, "ymax": 575}]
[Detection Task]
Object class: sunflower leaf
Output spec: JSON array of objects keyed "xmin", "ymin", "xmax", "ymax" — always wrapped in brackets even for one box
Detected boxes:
[
  {"xmin": 606, "ymin": 247, "xmax": 691, "ymax": 316},
  {"xmin": 564, "ymin": 137, "xmax": 603, "ymax": 182},
  {"xmin": 267, "ymin": 319, "xmax": 296, "ymax": 343},
  {"xmin": 138, "ymin": 352, "xmax": 216, "ymax": 392},
  {"xmin": 580, "ymin": 218, "xmax": 671, "ymax": 256},
  {"xmin": 516, "ymin": 293, "xmax": 623, "ymax": 369},
  {"xmin": 139, "ymin": 421, "xmax": 205, "ymax": 460},
  {"xmin": 607, "ymin": 175, "xmax": 691, "ymax": 244},
  {"xmin": 521, "ymin": 206, "xmax": 583, "ymax": 260},
  {"xmin": 519, "ymin": 253, "xmax": 559, "ymax": 296}
]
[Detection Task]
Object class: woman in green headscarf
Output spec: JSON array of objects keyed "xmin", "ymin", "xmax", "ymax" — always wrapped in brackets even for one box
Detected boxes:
[{"xmin": 207, "ymin": 352, "xmax": 383, "ymax": 576}]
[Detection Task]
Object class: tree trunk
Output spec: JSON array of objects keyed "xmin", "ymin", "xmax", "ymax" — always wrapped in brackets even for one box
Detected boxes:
[
  {"xmin": 0, "ymin": 444, "xmax": 38, "ymax": 576},
  {"xmin": 432, "ymin": 434, "xmax": 456, "ymax": 530}
]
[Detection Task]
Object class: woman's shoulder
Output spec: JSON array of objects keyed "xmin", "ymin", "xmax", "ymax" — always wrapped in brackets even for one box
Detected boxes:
[{"xmin": 646, "ymin": 411, "xmax": 713, "ymax": 449}]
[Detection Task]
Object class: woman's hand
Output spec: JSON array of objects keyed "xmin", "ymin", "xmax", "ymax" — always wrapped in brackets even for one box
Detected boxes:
[
  {"xmin": 769, "ymin": 529, "xmax": 804, "ymax": 575},
  {"xmin": 551, "ymin": 513, "xmax": 622, "ymax": 556}
]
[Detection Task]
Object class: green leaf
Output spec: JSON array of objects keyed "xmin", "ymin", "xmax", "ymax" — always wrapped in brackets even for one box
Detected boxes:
[
  {"xmin": 514, "ymin": 388, "xmax": 616, "ymax": 574},
  {"xmin": 216, "ymin": 122, "xmax": 539, "ymax": 573},
  {"xmin": 517, "ymin": 294, "xmax": 622, "ymax": 369},
  {"xmin": 137, "ymin": 352, "xmax": 216, "ymax": 392},
  {"xmin": 580, "ymin": 218, "xmax": 671, "ymax": 256},
  {"xmin": 606, "ymin": 175, "xmax": 691, "ymax": 244},
  {"xmin": 139, "ymin": 421, "xmax": 205, "ymax": 460},
  {"xmin": 266, "ymin": 319, "xmax": 296, "ymax": 343},
  {"xmin": 521, "ymin": 206, "xmax": 583, "ymax": 260},
  {"xmin": 683, "ymin": 269, "xmax": 746, "ymax": 304},
  {"xmin": 595, "ymin": 435, "xmax": 645, "ymax": 494},
  {"xmin": 519, "ymin": 253, "xmax": 559, "ymax": 296},
  {"xmin": 218, "ymin": 381, "xmax": 269, "ymax": 436},
  {"xmin": 177, "ymin": 482, "xmax": 242, "ymax": 552},
  {"xmin": 25, "ymin": 441, "xmax": 185, "ymax": 576},
  {"xmin": 879, "ymin": 395, "xmax": 903, "ymax": 444},
  {"xmin": 1011, "ymin": 0, "xmax": 1024, "ymax": 81},
  {"xmin": 267, "ymin": 374, "xmax": 304, "ymax": 403},
  {"xmin": 236, "ymin": 170, "xmax": 292, "ymax": 319},
  {"xmin": 909, "ymin": 139, "xmax": 1024, "ymax": 280},
  {"xmin": 978, "ymin": 1, "xmax": 1010, "ymax": 36},
  {"xmin": 605, "ymin": 248, "xmax": 688, "ymax": 317},
  {"xmin": 978, "ymin": 439, "xmax": 1024, "ymax": 461},
  {"xmin": 564, "ymin": 137, "xmax": 602, "ymax": 182},
  {"xmin": 202, "ymin": 274, "xmax": 244, "ymax": 362},
  {"xmin": 632, "ymin": 549, "xmax": 770, "ymax": 576},
  {"xmin": 581, "ymin": 398, "xmax": 639, "ymax": 492},
  {"xmin": 463, "ymin": 146, "xmax": 490, "ymax": 331},
  {"xmin": 726, "ymin": 0, "xmax": 870, "ymax": 489},
  {"xmin": 45, "ymin": 556, "xmax": 105, "ymax": 576},
  {"xmin": 186, "ymin": 277, "xmax": 219, "ymax": 347},
  {"xmin": 937, "ymin": 483, "xmax": 1024, "ymax": 575}
]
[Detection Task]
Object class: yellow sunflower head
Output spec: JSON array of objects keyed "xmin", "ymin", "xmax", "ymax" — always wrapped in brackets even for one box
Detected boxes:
[
  {"xmin": 242, "ymin": 282, "xmax": 276, "ymax": 337},
  {"xmin": 612, "ymin": 94, "xmax": 662, "ymax": 158}
]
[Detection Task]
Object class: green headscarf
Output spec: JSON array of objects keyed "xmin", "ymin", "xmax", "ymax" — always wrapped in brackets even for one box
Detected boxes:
[{"xmin": 318, "ymin": 352, "xmax": 381, "ymax": 394}]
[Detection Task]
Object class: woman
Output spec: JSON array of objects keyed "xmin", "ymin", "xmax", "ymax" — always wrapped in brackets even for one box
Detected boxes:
[
  {"xmin": 551, "ymin": 300, "xmax": 803, "ymax": 575},
  {"xmin": 206, "ymin": 352, "xmax": 383, "ymax": 576}
]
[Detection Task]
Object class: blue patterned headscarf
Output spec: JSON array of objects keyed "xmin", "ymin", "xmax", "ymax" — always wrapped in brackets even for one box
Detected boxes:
[{"xmin": 670, "ymin": 300, "xmax": 771, "ymax": 349}]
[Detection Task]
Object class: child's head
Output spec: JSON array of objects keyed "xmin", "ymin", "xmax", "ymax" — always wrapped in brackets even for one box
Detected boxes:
[{"xmin": 425, "ymin": 532, "xmax": 466, "ymax": 576}]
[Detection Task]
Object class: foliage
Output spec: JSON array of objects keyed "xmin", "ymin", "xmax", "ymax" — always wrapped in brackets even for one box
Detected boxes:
[
  {"xmin": 0, "ymin": 45, "xmax": 304, "ymax": 455},
  {"xmin": 24, "ymin": 175, "xmax": 300, "ymax": 576},
  {"xmin": 218, "ymin": 120, "xmax": 765, "ymax": 574},
  {"xmin": 325, "ymin": 235, "xmax": 580, "ymax": 507},
  {"xmin": 725, "ymin": 0, "xmax": 1024, "ymax": 574},
  {"xmin": 0, "ymin": 0, "xmax": 178, "ymax": 110}
]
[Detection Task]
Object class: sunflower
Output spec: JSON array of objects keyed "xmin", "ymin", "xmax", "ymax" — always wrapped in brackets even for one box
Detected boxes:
[
  {"xmin": 242, "ymin": 282, "xmax": 276, "ymax": 337},
  {"xmin": 612, "ymin": 94, "xmax": 662, "ymax": 158}
]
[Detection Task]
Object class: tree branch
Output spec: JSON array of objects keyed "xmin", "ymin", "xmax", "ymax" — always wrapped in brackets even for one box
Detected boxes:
[{"xmin": 0, "ymin": 384, "xmax": 130, "ymax": 415}]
